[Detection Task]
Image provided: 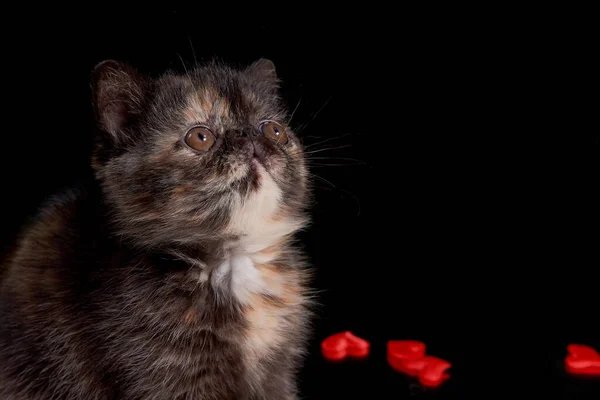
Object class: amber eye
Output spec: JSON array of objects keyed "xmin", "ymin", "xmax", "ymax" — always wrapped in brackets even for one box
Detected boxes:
[
  {"xmin": 259, "ymin": 121, "xmax": 288, "ymax": 144},
  {"xmin": 184, "ymin": 126, "xmax": 216, "ymax": 151}
]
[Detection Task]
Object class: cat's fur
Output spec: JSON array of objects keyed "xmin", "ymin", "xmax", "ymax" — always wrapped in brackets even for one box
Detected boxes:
[{"xmin": 0, "ymin": 59, "xmax": 313, "ymax": 399}]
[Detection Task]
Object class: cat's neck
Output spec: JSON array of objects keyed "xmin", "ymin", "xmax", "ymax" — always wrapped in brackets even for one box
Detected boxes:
[
  {"xmin": 148, "ymin": 216, "xmax": 301, "ymax": 268},
  {"xmin": 226, "ymin": 217, "xmax": 303, "ymax": 258},
  {"xmin": 143, "ymin": 221, "xmax": 298, "ymax": 305}
]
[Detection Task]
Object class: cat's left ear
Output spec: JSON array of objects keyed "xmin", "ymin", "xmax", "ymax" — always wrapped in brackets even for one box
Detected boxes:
[
  {"xmin": 245, "ymin": 58, "xmax": 278, "ymax": 87},
  {"xmin": 91, "ymin": 60, "xmax": 149, "ymax": 139}
]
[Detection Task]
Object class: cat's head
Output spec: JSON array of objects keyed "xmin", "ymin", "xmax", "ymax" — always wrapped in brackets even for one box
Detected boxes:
[{"xmin": 91, "ymin": 59, "xmax": 309, "ymax": 251}]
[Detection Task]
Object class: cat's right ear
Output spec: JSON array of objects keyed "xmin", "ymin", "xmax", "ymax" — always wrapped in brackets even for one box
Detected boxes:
[{"xmin": 91, "ymin": 60, "xmax": 148, "ymax": 140}]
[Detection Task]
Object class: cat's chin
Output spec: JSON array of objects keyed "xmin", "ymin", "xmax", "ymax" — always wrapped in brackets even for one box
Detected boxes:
[{"xmin": 225, "ymin": 157, "xmax": 287, "ymax": 250}]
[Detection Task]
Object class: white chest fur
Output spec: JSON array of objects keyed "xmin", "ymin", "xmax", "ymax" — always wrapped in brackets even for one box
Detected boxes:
[
  {"xmin": 209, "ymin": 162, "xmax": 302, "ymax": 303},
  {"xmin": 226, "ymin": 162, "xmax": 302, "ymax": 254},
  {"xmin": 211, "ymin": 253, "xmax": 267, "ymax": 304}
]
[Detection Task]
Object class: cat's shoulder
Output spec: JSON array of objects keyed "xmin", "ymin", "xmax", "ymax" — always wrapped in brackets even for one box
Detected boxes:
[
  {"xmin": 0, "ymin": 185, "xmax": 96, "ymax": 287},
  {"xmin": 7, "ymin": 185, "xmax": 100, "ymax": 262},
  {"xmin": 27, "ymin": 185, "xmax": 95, "ymax": 231}
]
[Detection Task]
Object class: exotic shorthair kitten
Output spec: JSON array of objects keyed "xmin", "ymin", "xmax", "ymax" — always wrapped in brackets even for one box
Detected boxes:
[{"xmin": 0, "ymin": 59, "xmax": 313, "ymax": 399}]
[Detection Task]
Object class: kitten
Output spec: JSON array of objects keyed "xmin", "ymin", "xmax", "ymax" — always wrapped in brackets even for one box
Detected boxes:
[{"xmin": 0, "ymin": 58, "xmax": 313, "ymax": 399}]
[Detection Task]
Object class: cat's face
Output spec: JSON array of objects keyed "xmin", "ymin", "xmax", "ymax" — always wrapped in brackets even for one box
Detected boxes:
[{"xmin": 91, "ymin": 59, "xmax": 309, "ymax": 250}]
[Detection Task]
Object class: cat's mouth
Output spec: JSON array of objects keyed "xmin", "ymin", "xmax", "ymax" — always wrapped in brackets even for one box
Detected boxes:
[
  {"xmin": 241, "ymin": 138, "xmax": 276, "ymax": 187},
  {"xmin": 252, "ymin": 155, "xmax": 265, "ymax": 167},
  {"xmin": 248, "ymin": 158, "xmax": 265, "ymax": 185},
  {"xmin": 248, "ymin": 140, "xmax": 272, "ymax": 177}
]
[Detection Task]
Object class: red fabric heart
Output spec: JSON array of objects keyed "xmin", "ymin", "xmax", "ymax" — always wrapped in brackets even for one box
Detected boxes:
[
  {"xmin": 387, "ymin": 354, "xmax": 451, "ymax": 386},
  {"xmin": 418, "ymin": 356, "xmax": 452, "ymax": 387},
  {"xmin": 565, "ymin": 344, "xmax": 600, "ymax": 376},
  {"xmin": 387, "ymin": 352, "xmax": 430, "ymax": 376},
  {"xmin": 344, "ymin": 331, "xmax": 370, "ymax": 357},
  {"xmin": 321, "ymin": 331, "xmax": 370, "ymax": 361},
  {"xmin": 387, "ymin": 340, "xmax": 451, "ymax": 387},
  {"xmin": 387, "ymin": 340, "xmax": 426, "ymax": 361}
]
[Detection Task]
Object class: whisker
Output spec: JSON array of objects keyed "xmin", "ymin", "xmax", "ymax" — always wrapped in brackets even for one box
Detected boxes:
[
  {"xmin": 304, "ymin": 133, "xmax": 354, "ymax": 150},
  {"xmin": 306, "ymin": 157, "xmax": 367, "ymax": 166},
  {"xmin": 307, "ymin": 172, "xmax": 336, "ymax": 189},
  {"xmin": 302, "ymin": 135, "xmax": 327, "ymax": 140},
  {"xmin": 177, "ymin": 53, "xmax": 190, "ymax": 77},
  {"xmin": 294, "ymin": 96, "xmax": 333, "ymax": 134},
  {"xmin": 307, "ymin": 157, "xmax": 366, "ymax": 162},
  {"xmin": 286, "ymin": 97, "xmax": 302, "ymax": 128},
  {"xmin": 186, "ymin": 35, "xmax": 198, "ymax": 65},
  {"xmin": 307, "ymin": 172, "xmax": 362, "ymax": 216},
  {"xmin": 177, "ymin": 53, "xmax": 201, "ymax": 101},
  {"xmin": 294, "ymin": 122, "xmax": 309, "ymax": 133},
  {"xmin": 309, "ymin": 163, "xmax": 364, "ymax": 167},
  {"xmin": 303, "ymin": 144, "xmax": 353, "ymax": 155},
  {"xmin": 310, "ymin": 95, "xmax": 332, "ymax": 122}
]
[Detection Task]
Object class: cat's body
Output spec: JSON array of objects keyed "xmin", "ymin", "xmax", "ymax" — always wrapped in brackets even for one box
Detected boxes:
[{"xmin": 0, "ymin": 59, "xmax": 313, "ymax": 399}]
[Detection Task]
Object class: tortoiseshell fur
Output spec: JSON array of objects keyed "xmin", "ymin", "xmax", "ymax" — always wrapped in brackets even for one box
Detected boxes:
[{"xmin": 0, "ymin": 59, "xmax": 313, "ymax": 399}]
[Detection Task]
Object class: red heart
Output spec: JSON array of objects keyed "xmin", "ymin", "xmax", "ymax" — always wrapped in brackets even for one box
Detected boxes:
[
  {"xmin": 565, "ymin": 344, "xmax": 600, "ymax": 376},
  {"xmin": 387, "ymin": 340, "xmax": 426, "ymax": 361},
  {"xmin": 387, "ymin": 340, "xmax": 451, "ymax": 387},
  {"xmin": 321, "ymin": 331, "xmax": 370, "ymax": 361},
  {"xmin": 344, "ymin": 331, "xmax": 370, "ymax": 357},
  {"xmin": 418, "ymin": 356, "xmax": 452, "ymax": 387},
  {"xmin": 387, "ymin": 354, "xmax": 451, "ymax": 386},
  {"xmin": 387, "ymin": 352, "xmax": 430, "ymax": 376}
]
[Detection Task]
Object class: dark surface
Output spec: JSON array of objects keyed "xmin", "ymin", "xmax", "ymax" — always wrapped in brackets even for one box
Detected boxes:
[{"xmin": 2, "ymin": 6, "xmax": 598, "ymax": 399}]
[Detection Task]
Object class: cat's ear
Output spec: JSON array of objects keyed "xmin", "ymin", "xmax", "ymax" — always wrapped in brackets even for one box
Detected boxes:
[
  {"xmin": 91, "ymin": 60, "xmax": 148, "ymax": 138},
  {"xmin": 245, "ymin": 58, "xmax": 278, "ymax": 86}
]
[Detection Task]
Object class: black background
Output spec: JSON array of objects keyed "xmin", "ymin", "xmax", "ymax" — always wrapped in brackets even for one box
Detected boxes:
[{"xmin": 1, "ymin": 6, "xmax": 598, "ymax": 399}]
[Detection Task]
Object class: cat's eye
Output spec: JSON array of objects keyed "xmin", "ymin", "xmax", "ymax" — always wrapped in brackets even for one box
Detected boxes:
[
  {"xmin": 184, "ymin": 126, "xmax": 216, "ymax": 151},
  {"xmin": 259, "ymin": 121, "xmax": 288, "ymax": 145}
]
